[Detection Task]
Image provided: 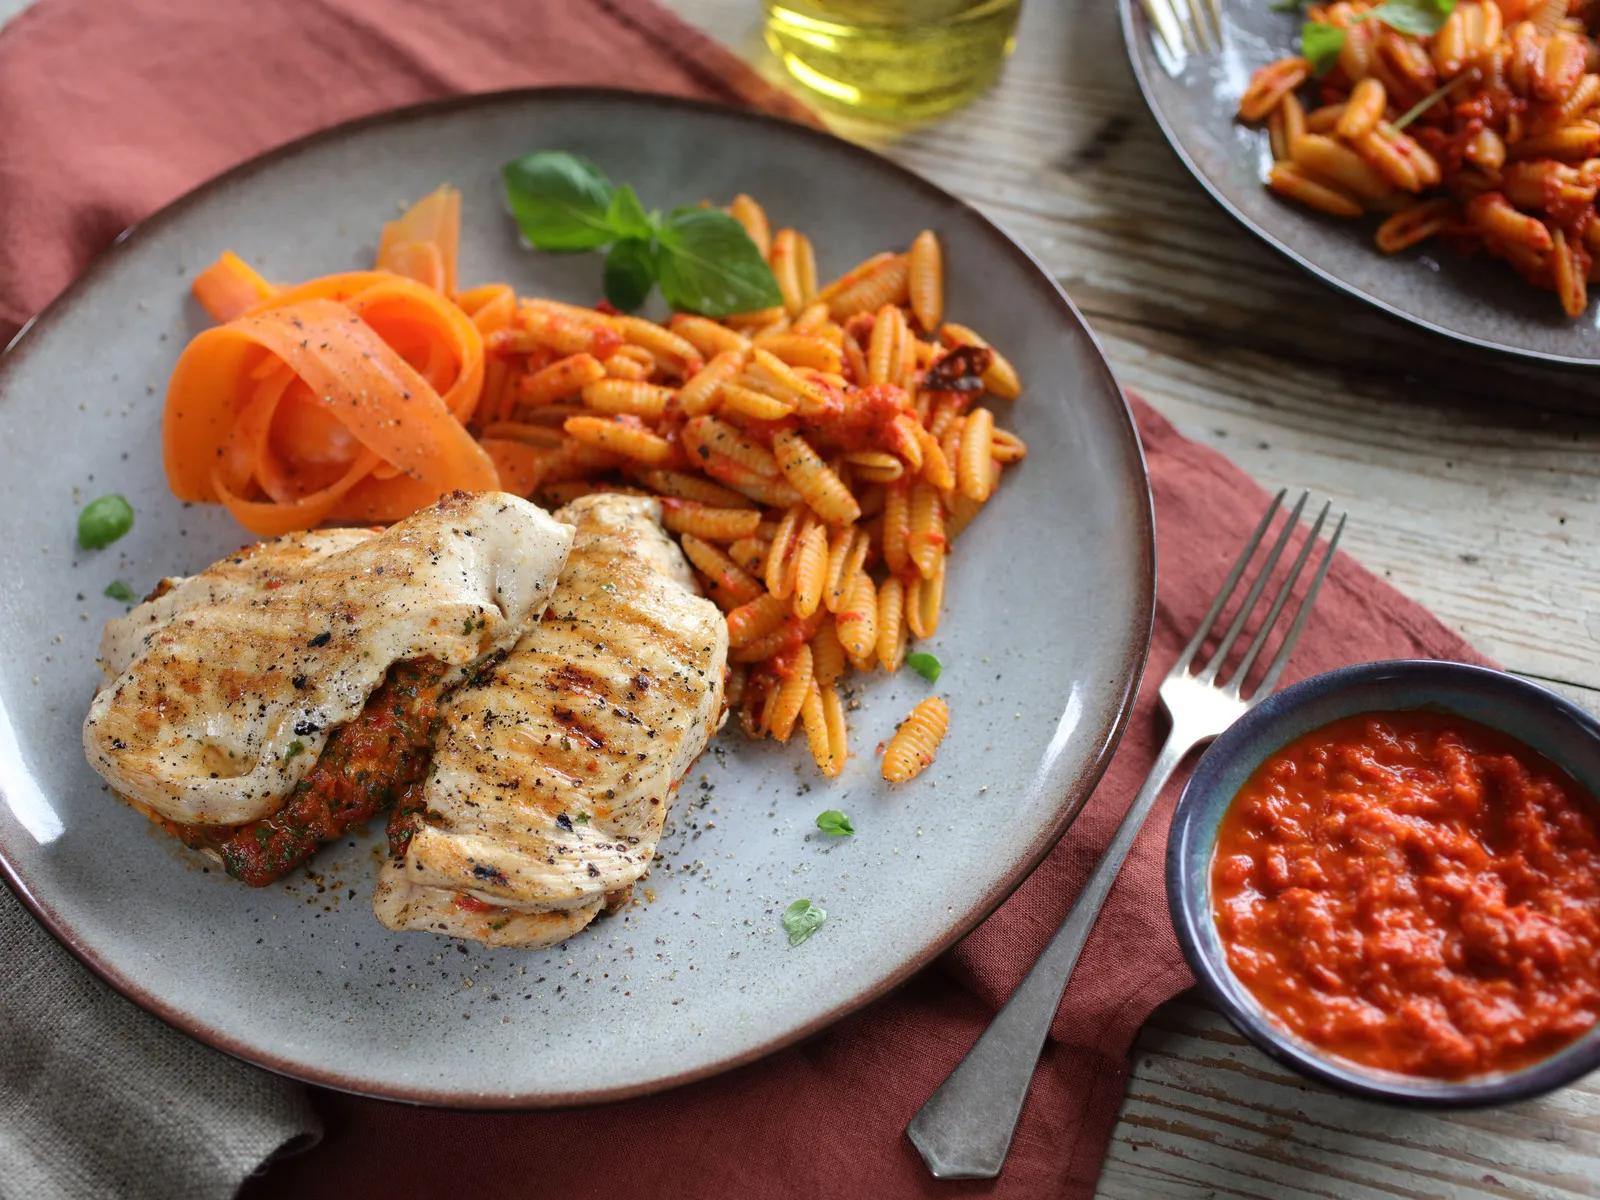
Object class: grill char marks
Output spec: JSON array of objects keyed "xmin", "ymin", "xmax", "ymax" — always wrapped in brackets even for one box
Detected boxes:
[
  {"xmin": 550, "ymin": 663, "xmax": 615, "ymax": 749},
  {"xmin": 551, "ymin": 706, "xmax": 607, "ymax": 750},
  {"xmin": 371, "ymin": 494, "xmax": 729, "ymax": 949},
  {"xmin": 82, "ymin": 491, "xmax": 575, "ymax": 845}
]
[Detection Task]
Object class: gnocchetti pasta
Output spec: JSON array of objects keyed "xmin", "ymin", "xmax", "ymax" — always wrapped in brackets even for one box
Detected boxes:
[
  {"xmin": 882, "ymin": 697, "xmax": 951, "ymax": 784},
  {"xmin": 1239, "ymin": 0, "xmax": 1600, "ymax": 316},
  {"xmin": 466, "ymin": 196, "xmax": 1027, "ymax": 781}
]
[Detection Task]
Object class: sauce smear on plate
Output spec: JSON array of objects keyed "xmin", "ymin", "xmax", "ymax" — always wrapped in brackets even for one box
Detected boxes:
[{"xmin": 1212, "ymin": 711, "xmax": 1600, "ymax": 1078}]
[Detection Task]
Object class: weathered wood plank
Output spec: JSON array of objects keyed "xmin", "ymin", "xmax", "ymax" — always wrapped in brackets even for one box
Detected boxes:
[{"xmin": 1114, "ymin": 997, "xmax": 1600, "ymax": 1200}]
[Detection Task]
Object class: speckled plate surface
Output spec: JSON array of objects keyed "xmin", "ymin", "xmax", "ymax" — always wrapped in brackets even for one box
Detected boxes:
[
  {"xmin": 0, "ymin": 89, "xmax": 1153, "ymax": 1106},
  {"xmin": 1120, "ymin": 0, "xmax": 1600, "ymax": 365}
]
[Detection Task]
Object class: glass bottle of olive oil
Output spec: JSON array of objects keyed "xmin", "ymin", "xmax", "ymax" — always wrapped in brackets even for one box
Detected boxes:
[{"xmin": 762, "ymin": 0, "xmax": 1022, "ymax": 121}]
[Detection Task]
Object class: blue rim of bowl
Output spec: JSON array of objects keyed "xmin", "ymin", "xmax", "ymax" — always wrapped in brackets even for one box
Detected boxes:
[
  {"xmin": 1116, "ymin": 0, "xmax": 1600, "ymax": 370},
  {"xmin": 1167, "ymin": 659, "xmax": 1600, "ymax": 1107}
]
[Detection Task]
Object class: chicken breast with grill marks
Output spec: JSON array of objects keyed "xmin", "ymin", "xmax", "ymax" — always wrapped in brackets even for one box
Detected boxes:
[
  {"xmin": 97, "ymin": 527, "xmax": 375, "ymax": 681},
  {"xmin": 373, "ymin": 493, "xmax": 728, "ymax": 948},
  {"xmin": 83, "ymin": 491, "xmax": 573, "ymax": 828}
]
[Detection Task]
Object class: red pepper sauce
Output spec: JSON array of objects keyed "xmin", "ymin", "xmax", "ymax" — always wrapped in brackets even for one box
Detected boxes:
[
  {"xmin": 157, "ymin": 658, "xmax": 453, "ymax": 886},
  {"xmin": 1212, "ymin": 710, "xmax": 1600, "ymax": 1078}
]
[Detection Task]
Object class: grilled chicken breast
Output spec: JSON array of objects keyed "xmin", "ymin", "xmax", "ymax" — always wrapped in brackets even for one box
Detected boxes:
[
  {"xmin": 97, "ymin": 528, "xmax": 374, "ymax": 681},
  {"xmin": 84, "ymin": 491, "xmax": 573, "ymax": 829},
  {"xmin": 373, "ymin": 493, "xmax": 728, "ymax": 947}
]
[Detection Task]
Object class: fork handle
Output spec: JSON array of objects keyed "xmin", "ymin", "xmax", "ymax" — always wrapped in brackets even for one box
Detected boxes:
[{"xmin": 905, "ymin": 723, "xmax": 1199, "ymax": 1180}]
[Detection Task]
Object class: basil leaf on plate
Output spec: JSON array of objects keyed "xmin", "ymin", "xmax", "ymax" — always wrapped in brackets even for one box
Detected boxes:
[
  {"xmin": 906, "ymin": 651, "xmax": 942, "ymax": 683},
  {"xmin": 603, "ymin": 238, "xmax": 658, "ymax": 312},
  {"xmin": 104, "ymin": 580, "xmax": 137, "ymax": 603},
  {"xmin": 502, "ymin": 151, "xmax": 618, "ymax": 251},
  {"xmin": 77, "ymin": 494, "xmax": 134, "ymax": 549},
  {"xmin": 781, "ymin": 898, "xmax": 827, "ymax": 946},
  {"xmin": 656, "ymin": 208, "xmax": 783, "ymax": 316},
  {"xmin": 815, "ymin": 810, "xmax": 855, "ymax": 837},
  {"xmin": 1301, "ymin": 20, "xmax": 1347, "ymax": 76},
  {"xmin": 500, "ymin": 151, "xmax": 783, "ymax": 315},
  {"xmin": 607, "ymin": 184, "xmax": 655, "ymax": 241},
  {"xmin": 1366, "ymin": 0, "xmax": 1455, "ymax": 35}
]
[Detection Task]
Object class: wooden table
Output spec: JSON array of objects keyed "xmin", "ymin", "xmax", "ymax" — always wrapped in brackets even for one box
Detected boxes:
[{"xmin": 664, "ymin": 2, "xmax": 1600, "ymax": 1196}]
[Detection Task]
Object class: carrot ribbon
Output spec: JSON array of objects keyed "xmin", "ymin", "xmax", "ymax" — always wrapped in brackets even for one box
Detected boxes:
[
  {"xmin": 165, "ymin": 187, "xmax": 522, "ymax": 535},
  {"xmin": 165, "ymin": 282, "xmax": 495, "ymax": 535}
]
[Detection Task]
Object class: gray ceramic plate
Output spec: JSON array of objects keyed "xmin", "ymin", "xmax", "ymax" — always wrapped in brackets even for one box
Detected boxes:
[
  {"xmin": 0, "ymin": 89, "xmax": 1153, "ymax": 1106},
  {"xmin": 1120, "ymin": 0, "xmax": 1600, "ymax": 365}
]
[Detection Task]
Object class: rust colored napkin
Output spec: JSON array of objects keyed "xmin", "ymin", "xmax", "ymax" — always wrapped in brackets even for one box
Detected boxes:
[{"xmin": 0, "ymin": 2, "xmax": 1488, "ymax": 1197}]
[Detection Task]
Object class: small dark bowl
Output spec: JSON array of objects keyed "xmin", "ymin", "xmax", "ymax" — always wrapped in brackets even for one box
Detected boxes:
[{"xmin": 1168, "ymin": 659, "xmax": 1600, "ymax": 1107}]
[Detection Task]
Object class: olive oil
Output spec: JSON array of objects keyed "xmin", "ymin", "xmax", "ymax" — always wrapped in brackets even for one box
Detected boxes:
[{"xmin": 762, "ymin": 0, "xmax": 1021, "ymax": 121}]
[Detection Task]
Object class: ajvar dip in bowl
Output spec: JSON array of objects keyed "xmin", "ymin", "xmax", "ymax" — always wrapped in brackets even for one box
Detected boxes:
[{"xmin": 1168, "ymin": 660, "xmax": 1600, "ymax": 1105}]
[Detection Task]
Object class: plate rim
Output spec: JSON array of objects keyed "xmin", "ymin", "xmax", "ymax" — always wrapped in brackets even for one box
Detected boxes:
[
  {"xmin": 1117, "ymin": 0, "xmax": 1600, "ymax": 370},
  {"xmin": 0, "ymin": 84, "xmax": 1156, "ymax": 1108}
]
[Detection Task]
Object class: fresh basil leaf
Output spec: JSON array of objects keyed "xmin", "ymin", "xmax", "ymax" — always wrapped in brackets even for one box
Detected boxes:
[
  {"xmin": 104, "ymin": 580, "xmax": 137, "ymax": 603},
  {"xmin": 1368, "ymin": 0, "xmax": 1454, "ymax": 35},
  {"xmin": 781, "ymin": 898, "xmax": 827, "ymax": 946},
  {"xmin": 906, "ymin": 651, "xmax": 942, "ymax": 683},
  {"xmin": 607, "ymin": 184, "xmax": 655, "ymax": 241},
  {"xmin": 1301, "ymin": 20, "xmax": 1347, "ymax": 76},
  {"xmin": 77, "ymin": 494, "xmax": 134, "ymax": 549},
  {"xmin": 815, "ymin": 810, "xmax": 855, "ymax": 837},
  {"xmin": 604, "ymin": 238, "xmax": 657, "ymax": 312},
  {"xmin": 500, "ymin": 156, "xmax": 783, "ymax": 316},
  {"xmin": 655, "ymin": 208, "xmax": 783, "ymax": 317},
  {"xmin": 502, "ymin": 151, "xmax": 618, "ymax": 252}
]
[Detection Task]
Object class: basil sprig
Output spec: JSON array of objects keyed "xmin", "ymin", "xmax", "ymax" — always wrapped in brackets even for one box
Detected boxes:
[
  {"xmin": 1360, "ymin": 0, "xmax": 1456, "ymax": 36},
  {"xmin": 77, "ymin": 494, "xmax": 134, "ymax": 550},
  {"xmin": 1299, "ymin": 0, "xmax": 1455, "ymax": 77},
  {"xmin": 502, "ymin": 151, "xmax": 782, "ymax": 316},
  {"xmin": 816, "ymin": 810, "xmax": 855, "ymax": 837},
  {"xmin": 782, "ymin": 898, "xmax": 827, "ymax": 946},
  {"xmin": 1302, "ymin": 20, "xmax": 1348, "ymax": 75},
  {"xmin": 1284, "ymin": 0, "xmax": 1454, "ymax": 22}
]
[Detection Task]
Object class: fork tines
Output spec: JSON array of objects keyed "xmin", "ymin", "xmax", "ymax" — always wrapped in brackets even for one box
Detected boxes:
[
  {"xmin": 1143, "ymin": 0, "xmax": 1224, "ymax": 57},
  {"xmin": 1176, "ymin": 489, "xmax": 1346, "ymax": 700}
]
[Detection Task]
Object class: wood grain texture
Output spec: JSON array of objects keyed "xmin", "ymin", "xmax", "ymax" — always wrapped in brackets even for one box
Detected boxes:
[{"xmin": 667, "ymin": 1, "xmax": 1600, "ymax": 1195}]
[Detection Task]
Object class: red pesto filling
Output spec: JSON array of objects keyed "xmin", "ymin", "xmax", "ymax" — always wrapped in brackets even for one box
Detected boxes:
[
  {"xmin": 162, "ymin": 659, "xmax": 451, "ymax": 887},
  {"xmin": 1211, "ymin": 710, "xmax": 1600, "ymax": 1079}
]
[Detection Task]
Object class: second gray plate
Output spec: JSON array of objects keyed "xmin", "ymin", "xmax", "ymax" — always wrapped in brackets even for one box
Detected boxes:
[
  {"xmin": 1121, "ymin": 0, "xmax": 1600, "ymax": 365},
  {"xmin": 0, "ymin": 89, "xmax": 1153, "ymax": 1105}
]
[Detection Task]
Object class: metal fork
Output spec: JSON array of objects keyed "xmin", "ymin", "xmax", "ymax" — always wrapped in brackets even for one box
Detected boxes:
[
  {"xmin": 1144, "ymin": 0, "xmax": 1224, "ymax": 58},
  {"xmin": 906, "ymin": 489, "xmax": 1345, "ymax": 1181}
]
